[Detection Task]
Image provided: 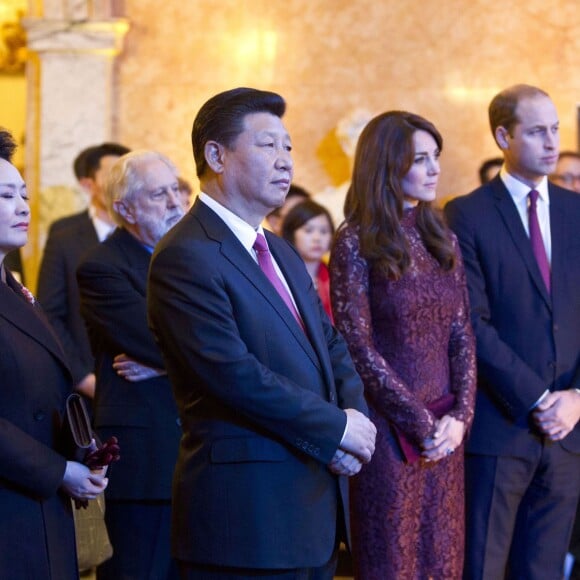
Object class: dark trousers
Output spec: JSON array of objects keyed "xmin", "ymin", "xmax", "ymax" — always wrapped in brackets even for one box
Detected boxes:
[
  {"xmin": 97, "ymin": 499, "xmax": 179, "ymax": 580},
  {"xmin": 463, "ymin": 445, "xmax": 580, "ymax": 580},
  {"xmin": 178, "ymin": 551, "xmax": 338, "ymax": 580}
]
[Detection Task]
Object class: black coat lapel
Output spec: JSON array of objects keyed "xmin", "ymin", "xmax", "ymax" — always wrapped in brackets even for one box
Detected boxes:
[{"xmin": 0, "ymin": 273, "xmax": 71, "ymax": 373}]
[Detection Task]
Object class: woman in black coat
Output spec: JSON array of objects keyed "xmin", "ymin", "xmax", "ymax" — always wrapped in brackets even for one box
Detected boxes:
[{"xmin": 0, "ymin": 129, "xmax": 108, "ymax": 578}]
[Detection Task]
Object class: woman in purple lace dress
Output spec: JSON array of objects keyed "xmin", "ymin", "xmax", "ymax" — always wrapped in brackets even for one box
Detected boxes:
[{"xmin": 330, "ymin": 111, "xmax": 476, "ymax": 579}]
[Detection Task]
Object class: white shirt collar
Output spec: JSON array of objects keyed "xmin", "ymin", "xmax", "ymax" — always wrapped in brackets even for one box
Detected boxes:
[
  {"xmin": 499, "ymin": 168, "xmax": 550, "ymax": 206},
  {"xmin": 88, "ymin": 205, "xmax": 116, "ymax": 242},
  {"xmin": 199, "ymin": 192, "xmax": 264, "ymax": 253}
]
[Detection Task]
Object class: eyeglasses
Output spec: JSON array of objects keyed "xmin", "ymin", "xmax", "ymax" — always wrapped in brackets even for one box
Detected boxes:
[{"xmin": 551, "ymin": 173, "xmax": 580, "ymax": 186}]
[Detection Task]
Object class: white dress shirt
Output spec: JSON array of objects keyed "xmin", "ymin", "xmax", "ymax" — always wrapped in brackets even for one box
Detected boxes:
[
  {"xmin": 199, "ymin": 193, "xmax": 299, "ymax": 308},
  {"xmin": 500, "ymin": 169, "xmax": 552, "ymax": 264}
]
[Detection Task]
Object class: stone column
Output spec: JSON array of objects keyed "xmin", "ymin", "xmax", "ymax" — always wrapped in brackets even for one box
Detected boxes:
[{"xmin": 22, "ymin": 6, "xmax": 128, "ymax": 289}]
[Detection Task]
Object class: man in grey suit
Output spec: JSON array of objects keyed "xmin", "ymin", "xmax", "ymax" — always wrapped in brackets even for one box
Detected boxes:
[
  {"xmin": 148, "ymin": 87, "xmax": 376, "ymax": 579},
  {"xmin": 445, "ymin": 84, "xmax": 580, "ymax": 580}
]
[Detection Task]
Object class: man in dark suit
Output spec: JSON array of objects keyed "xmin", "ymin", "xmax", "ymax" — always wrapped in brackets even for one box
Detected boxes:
[
  {"xmin": 37, "ymin": 142, "xmax": 130, "ymax": 398},
  {"xmin": 77, "ymin": 150, "xmax": 184, "ymax": 579},
  {"xmin": 147, "ymin": 87, "xmax": 376, "ymax": 580},
  {"xmin": 445, "ymin": 84, "xmax": 580, "ymax": 580}
]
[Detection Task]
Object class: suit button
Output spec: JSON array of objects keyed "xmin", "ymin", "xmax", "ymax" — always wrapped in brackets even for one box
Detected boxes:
[
  {"xmin": 33, "ymin": 410, "xmax": 45, "ymax": 421},
  {"xmin": 176, "ymin": 418, "xmax": 182, "ymax": 427}
]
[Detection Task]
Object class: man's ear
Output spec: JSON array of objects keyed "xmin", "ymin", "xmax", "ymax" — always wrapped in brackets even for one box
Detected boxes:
[
  {"xmin": 78, "ymin": 177, "xmax": 94, "ymax": 196},
  {"xmin": 495, "ymin": 126, "xmax": 511, "ymax": 150},
  {"xmin": 113, "ymin": 200, "xmax": 135, "ymax": 224},
  {"xmin": 205, "ymin": 141, "xmax": 226, "ymax": 173}
]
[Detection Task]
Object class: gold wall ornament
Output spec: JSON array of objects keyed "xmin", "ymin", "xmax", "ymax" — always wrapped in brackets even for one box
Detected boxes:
[{"xmin": 0, "ymin": 9, "xmax": 26, "ymax": 74}]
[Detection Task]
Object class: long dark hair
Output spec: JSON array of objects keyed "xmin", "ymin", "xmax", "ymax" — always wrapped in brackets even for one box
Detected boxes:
[{"xmin": 343, "ymin": 110, "xmax": 456, "ymax": 279}]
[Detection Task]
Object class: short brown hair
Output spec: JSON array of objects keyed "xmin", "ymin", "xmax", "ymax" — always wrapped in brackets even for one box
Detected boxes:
[{"xmin": 488, "ymin": 84, "xmax": 550, "ymax": 139}]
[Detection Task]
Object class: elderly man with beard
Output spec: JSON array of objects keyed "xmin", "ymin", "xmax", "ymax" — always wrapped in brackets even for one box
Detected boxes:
[{"xmin": 77, "ymin": 150, "xmax": 185, "ymax": 580}]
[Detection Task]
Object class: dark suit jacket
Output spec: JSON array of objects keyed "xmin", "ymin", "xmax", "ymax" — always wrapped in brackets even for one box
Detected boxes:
[
  {"xmin": 77, "ymin": 228, "xmax": 181, "ymax": 500},
  {"xmin": 0, "ymin": 270, "xmax": 77, "ymax": 578},
  {"xmin": 37, "ymin": 210, "xmax": 100, "ymax": 385},
  {"xmin": 147, "ymin": 199, "xmax": 367, "ymax": 569},
  {"xmin": 445, "ymin": 177, "xmax": 580, "ymax": 457}
]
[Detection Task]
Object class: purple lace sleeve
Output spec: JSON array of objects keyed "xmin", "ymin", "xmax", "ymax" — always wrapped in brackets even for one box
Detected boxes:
[{"xmin": 330, "ymin": 226, "xmax": 437, "ymax": 444}]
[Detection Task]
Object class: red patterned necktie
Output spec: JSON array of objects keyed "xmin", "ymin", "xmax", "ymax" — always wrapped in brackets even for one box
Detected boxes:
[
  {"xmin": 253, "ymin": 233, "xmax": 304, "ymax": 330},
  {"xmin": 528, "ymin": 190, "xmax": 551, "ymax": 293}
]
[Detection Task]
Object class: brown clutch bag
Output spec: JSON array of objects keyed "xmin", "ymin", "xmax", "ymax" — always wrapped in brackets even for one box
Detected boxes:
[
  {"xmin": 62, "ymin": 394, "xmax": 121, "ymax": 507},
  {"xmin": 62, "ymin": 393, "xmax": 96, "ymax": 463},
  {"xmin": 392, "ymin": 393, "xmax": 456, "ymax": 464}
]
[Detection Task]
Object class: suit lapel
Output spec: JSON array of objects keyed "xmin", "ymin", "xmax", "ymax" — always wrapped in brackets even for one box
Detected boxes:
[
  {"xmin": 547, "ymin": 185, "xmax": 567, "ymax": 308},
  {"xmin": 491, "ymin": 179, "xmax": 551, "ymax": 310},
  {"xmin": 194, "ymin": 201, "xmax": 322, "ymax": 370},
  {"xmin": 268, "ymin": 239, "xmax": 338, "ymax": 389},
  {"xmin": 0, "ymin": 273, "xmax": 71, "ymax": 372}
]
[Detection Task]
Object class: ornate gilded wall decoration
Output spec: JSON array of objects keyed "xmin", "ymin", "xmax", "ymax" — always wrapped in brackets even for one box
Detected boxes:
[{"xmin": 0, "ymin": 7, "xmax": 26, "ymax": 74}]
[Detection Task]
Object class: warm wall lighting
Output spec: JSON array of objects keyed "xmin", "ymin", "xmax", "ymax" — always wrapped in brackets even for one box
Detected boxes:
[
  {"xmin": 235, "ymin": 28, "xmax": 277, "ymax": 66},
  {"xmin": 445, "ymin": 85, "xmax": 501, "ymax": 103},
  {"xmin": 222, "ymin": 25, "xmax": 278, "ymax": 85}
]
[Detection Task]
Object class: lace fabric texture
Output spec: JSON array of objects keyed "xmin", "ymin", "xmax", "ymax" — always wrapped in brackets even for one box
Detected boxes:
[{"xmin": 330, "ymin": 208, "xmax": 476, "ymax": 579}]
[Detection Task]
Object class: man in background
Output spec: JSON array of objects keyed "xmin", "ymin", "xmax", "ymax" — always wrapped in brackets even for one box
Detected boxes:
[
  {"xmin": 77, "ymin": 150, "xmax": 183, "ymax": 579},
  {"xmin": 478, "ymin": 156, "xmax": 503, "ymax": 185},
  {"xmin": 446, "ymin": 84, "xmax": 580, "ymax": 579},
  {"xmin": 37, "ymin": 142, "xmax": 130, "ymax": 397},
  {"xmin": 550, "ymin": 150, "xmax": 580, "ymax": 193}
]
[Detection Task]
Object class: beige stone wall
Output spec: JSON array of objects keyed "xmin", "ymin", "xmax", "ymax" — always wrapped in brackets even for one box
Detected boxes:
[{"xmin": 115, "ymin": 0, "xmax": 580, "ymax": 201}]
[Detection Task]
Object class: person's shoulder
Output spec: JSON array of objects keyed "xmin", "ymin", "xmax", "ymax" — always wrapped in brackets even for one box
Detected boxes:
[
  {"xmin": 48, "ymin": 210, "xmax": 90, "ymax": 236},
  {"xmin": 333, "ymin": 222, "xmax": 360, "ymax": 247},
  {"xmin": 549, "ymin": 182, "xmax": 580, "ymax": 208},
  {"xmin": 158, "ymin": 211, "xmax": 204, "ymax": 250},
  {"xmin": 152, "ymin": 212, "xmax": 217, "ymax": 273},
  {"xmin": 78, "ymin": 233, "xmax": 116, "ymax": 263},
  {"xmin": 446, "ymin": 182, "xmax": 494, "ymax": 211}
]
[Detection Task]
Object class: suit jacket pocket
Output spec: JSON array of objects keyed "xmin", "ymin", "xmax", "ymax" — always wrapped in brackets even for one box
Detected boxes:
[
  {"xmin": 210, "ymin": 436, "xmax": 290, "ymax": 464},
  {"xmin": 94, "ymin": 405, "xmax": 150, "ymax": 428}
]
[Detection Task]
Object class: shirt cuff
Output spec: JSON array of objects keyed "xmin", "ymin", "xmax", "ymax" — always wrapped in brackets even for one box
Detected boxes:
[
  {"xmin": 529, "ymin": 389, "xmax": 549, "ymax": 410},
  {"xmin": 339, "ymin": 416, "xmax": 348, "ymax": 445}
]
